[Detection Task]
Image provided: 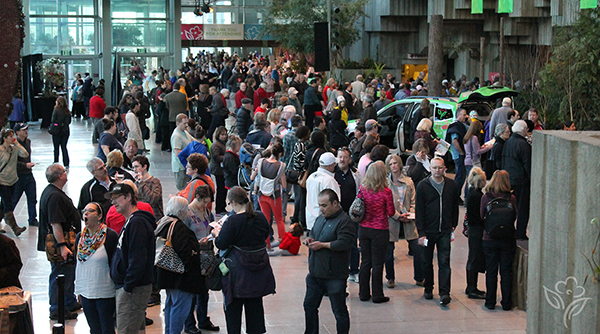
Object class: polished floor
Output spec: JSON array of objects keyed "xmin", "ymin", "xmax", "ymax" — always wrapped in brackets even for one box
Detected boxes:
[{"xmin": 4, "ymin": 117, "xmax": 527, "ymax": 334}]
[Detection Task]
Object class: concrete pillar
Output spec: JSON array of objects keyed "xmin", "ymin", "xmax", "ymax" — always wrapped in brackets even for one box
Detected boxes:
[
  {"xmin": 101, "ymin": 0, "xmax": 112, "ymax": 105},
  {"xmin": 427, "ymin": 15, "xmax": 443, "ymax": 96},
  {"xmin": 527, "ymin": 131, "xmax": 600, "ymax": 333}
]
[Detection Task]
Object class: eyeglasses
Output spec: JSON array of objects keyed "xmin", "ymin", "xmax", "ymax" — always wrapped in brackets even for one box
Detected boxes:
[
  {"xmin": 82, "ymin": 209, "xmax": 97, "ymax": 214},
  {"xmin": 110, "ymin": 194, "xmax": 125, "ymax": 203}
]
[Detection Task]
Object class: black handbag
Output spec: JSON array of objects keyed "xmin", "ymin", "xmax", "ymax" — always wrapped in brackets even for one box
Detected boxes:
[
  {"xmin": 285, "ymin": 169, "xmax": 300, "ymax": 184},
  {"xmin": 48, "ymin": 122, "xmax": 62, "ymax": 135}
]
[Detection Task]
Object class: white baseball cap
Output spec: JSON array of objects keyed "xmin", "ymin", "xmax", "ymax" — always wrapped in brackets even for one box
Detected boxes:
[{"xmin": 319, "ymin": 152, "xmax": 337, "ymax": 166}]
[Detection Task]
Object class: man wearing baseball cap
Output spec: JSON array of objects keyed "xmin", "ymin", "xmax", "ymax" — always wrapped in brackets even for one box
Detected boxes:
[
  {"xmin": 305, "ymin": 152, "xmax": 341, "ymax": 231},
  {"xmin": 106, "ymin": 184, "xmax": 156, "ymax": 334},
  {"xmin": 12, "ymin": 123, "xmax": 38, "ymax": 226}
]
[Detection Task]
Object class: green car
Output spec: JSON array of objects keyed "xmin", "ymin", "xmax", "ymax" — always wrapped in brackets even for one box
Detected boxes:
[{"xmin": 348, "ymin": 86, "xmax": 519, "ymax": 153}]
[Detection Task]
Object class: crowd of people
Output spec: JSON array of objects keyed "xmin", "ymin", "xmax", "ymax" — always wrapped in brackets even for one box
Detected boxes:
[{"xmin": 0, "ymin": 49, "xmax": 561, "ymax": 334}]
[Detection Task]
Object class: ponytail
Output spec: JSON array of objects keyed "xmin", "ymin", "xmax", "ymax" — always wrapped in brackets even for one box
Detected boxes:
[{"xmin": 227, "ymin": 186, "xmax": 256, "ymax": 219}]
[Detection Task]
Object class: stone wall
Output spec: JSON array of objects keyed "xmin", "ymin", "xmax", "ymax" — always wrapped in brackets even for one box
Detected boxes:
[{"xmin": 527, "ymin": 131, "xmax": 600, "ymax": 333}]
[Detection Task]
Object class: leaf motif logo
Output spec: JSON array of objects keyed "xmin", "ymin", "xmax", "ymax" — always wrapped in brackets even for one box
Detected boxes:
[
  {"xmin": 543, "ymin": 285, "xmax": 564, "ymax": 310},
  {"xmin": 185, "ymin": 30, "xmax": 194, "ymax": 40},
  {"xmin": 563, "ymin": 297, "xmax": 592, "ymax": 328}
]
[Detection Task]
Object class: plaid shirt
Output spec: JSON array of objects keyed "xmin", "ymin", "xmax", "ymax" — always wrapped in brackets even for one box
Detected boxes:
[{"xmin": 282, "ymin": 127, "xmax": 299, "ymax": 167}]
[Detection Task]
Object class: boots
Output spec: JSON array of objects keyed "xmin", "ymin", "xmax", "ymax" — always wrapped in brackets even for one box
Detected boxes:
[
  {"xmin": 466, "ymin": 269, "xmax": 485, "ymax": 299},
  {"xmin": 5, "ymin": 211, "xmax": 26, "ymax": 237}
]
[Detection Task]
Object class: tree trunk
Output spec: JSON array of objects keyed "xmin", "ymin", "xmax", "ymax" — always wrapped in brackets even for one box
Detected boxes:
[{"xmin": 428, "ymin": 15, "xmax": 443, "ymax": 96}]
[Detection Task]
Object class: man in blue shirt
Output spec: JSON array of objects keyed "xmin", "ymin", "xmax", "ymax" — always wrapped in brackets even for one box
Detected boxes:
[{"xmin": 444, "ymin": 108, "xmax": 468, "ymax": 204}]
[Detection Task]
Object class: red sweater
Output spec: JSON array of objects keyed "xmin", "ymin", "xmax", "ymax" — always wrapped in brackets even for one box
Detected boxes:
[
  {"xmin": 278, "ymin": 232, "xmax": 301, "ymax": 255},
  {"xmin": 106, "ymin": 201, "xmax": 154, "ymax": 234},
  {"xmin": 89, "ymin": 95, "xmax": 106, "ymax": 119},
  {"xmin": 235, "ymin": 90, "xmax": 247, "ymax": 109},
  {"xmin": 358, "ymin": 186, "xmax": 395, "ymax": 230}
]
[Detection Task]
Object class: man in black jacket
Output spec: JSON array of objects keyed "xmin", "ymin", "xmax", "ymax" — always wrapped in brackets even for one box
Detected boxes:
[
  {"xmin": 107, "ymin": 184, "xmax": 156, "ymax": 334},
  {"xmin": 303, "ymin": 189, "xmax": 355, "ymax": 334},
  {"xmin": 360, "ymin": 95, "xmax": 377, "ymax": 125},
  {"xmin": 501, "ymin": 120, "xmax": 531, "ymax": 240},
  {"xmin": 78, "ymin": 158, "xmax": 116, "ymax": 214},
  {"xmin": 487, "ymin": 123, "xmax": 510, "ymax": 176},
  {"xmin": 236, "ymin": 98, "xmax": 253, "ymax": 140},
  {"xmin": 415, "ymin": 157, "xmax": 460, "ymax": 306}
]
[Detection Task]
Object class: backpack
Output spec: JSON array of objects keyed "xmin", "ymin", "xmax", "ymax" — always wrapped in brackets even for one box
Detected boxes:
[
  {"xmin": 484, "ymin": 196, "xmax": 516, "ymax": 239},
  {"xmin": 256, "ymin": 159, "xmax": 284, "ymax": 197},
  {"xmin": 148, "ymin": 87, "xmax": 158, "ymax": 106},
  {"xmin": 237, "ymin": 143, "xmax": 261, "ymax": 191}
]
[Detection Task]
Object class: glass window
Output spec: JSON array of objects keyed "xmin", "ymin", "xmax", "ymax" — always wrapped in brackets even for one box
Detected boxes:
[
  {"xmin": 30, "ymin": 0, "xmax": 95, "ymax": 16},
  {"xmin": 395, "ymin": 102, "xmax": 412, "ymax": 118},
  {"xmin": 112, "ymin": 21, "xmax": 167, "ymax": 52},
  {"xmin": 182, "ymin": 11, "xmax": 214, "ymax": 24},
  {"xmin": 244, "ymin": 9, "xmax": 261, "ymax": 24},
  {"xmin": 111, "ymin": 0, "xmax": 167, "ymax": 19},
  {"xmin": 30, "ymin": 17, "xmax": 95, "ymax": 55},
  {"xmin": 216, "ymin": 12, "xmax": 233, "ymax": 24}
]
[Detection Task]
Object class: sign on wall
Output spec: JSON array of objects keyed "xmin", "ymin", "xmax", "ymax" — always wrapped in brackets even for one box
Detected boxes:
[
  {"xmin": 181, "ymin": 24, "xmax": 204, "ymax": 40},
  {"xmin": 203, "ymin": 24, "xmax": 244, "ymax": 40}
]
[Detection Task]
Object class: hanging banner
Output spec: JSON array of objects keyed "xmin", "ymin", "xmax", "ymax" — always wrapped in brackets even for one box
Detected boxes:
[
  {"xmin": 498, "ymin": 0, "xmax": 514, "ymax": 13},
  {"xmin": 181, "ymin": 24, "xmax": 203, "ymax": 40},
  {"xmin": 581, "ymin": 0, "xmax": 598, "ymax": 9},
  {"xmin": 244, "ymin": 25, "xmax": 273, "ymax": 41},
  {"xmin": 471, "ymin": 0, "xmax": 483, "ymax": 14},
  {"xmin": 203, "ymin": 24, "xmax": 244, "ymax": 40}
]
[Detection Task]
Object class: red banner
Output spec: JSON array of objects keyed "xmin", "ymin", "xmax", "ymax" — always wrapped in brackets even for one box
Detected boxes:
[{"xmin": 181, "ymin": 24, "xmax": 204, "ymax": 40}]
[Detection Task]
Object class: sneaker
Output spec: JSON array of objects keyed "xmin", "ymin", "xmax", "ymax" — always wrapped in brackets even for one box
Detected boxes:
[
  {"xmin": 440, "ymin": 294, "xmax": 451, "ymax": 306},
  {"xmin": 387, "ymin": 279, "xmax": 395, "ymax": 288},
  {"xmin": 348, "ymin": 274, "xmax": 359, "ymax": 283},
  {"xmin": 50, "ymin": 311, "xmax": 78, "ymax": 320},
  {"xmin": 424, "ymin": 290, "xmax": 433, "ymax": 300},
  {"xmin": 199, "ymin": 321, "xmax": 220, "ymax": 331}
]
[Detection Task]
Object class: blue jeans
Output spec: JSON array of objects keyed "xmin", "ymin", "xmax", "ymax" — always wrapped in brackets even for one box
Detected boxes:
[
  {"xmin": 49, "ymin": 261, "xmax": 77, "ymax": 315},
  {"xmin": 384, "ymin": 241, "xmax": 396, "ymax": 280},
  {"xmin": 422, "ymin": 232, "xmax": 452, "ymax": 295},
  {"xmin": 453, "ymin": 155, "xmax": 466, "ymax": 197},
  {"xmin": 303, "ymin": 273, "xmax": 349, "ymax": 334},
  {"xmin": 408, "ymin": 239, "xmax": 424, "ymax": 282},
  {"xmin": 464, "ymin": 165, "xmax": 473, "ymax": 198},
  {"xmin": 12, "ymin": 173, "xmax": 37, "ymax": 223},
  {"xmin": 184, "ymin": 289, "xmax": 210, "ymax": 331},
  {"xmin": 164, "ymin": 289, "xmax": 195, "ymax": 334},
  {"xmin": 349, "ymin": 221, "xmax": 359, "ymax": 275},
  {"xmin": 81, "ymin": 296, "xmax": 116, "ymax": 334}
]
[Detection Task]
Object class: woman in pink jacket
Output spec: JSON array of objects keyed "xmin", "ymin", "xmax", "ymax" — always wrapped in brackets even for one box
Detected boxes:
[{"xmin": 357, "ymin": 161, "xmax": 401, "ymax": 303}]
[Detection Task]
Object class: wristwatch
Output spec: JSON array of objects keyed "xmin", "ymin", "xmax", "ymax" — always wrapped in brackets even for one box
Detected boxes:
[{"xmin": 56, "ymin": 242, "xmax": 67, "ymax": 248}]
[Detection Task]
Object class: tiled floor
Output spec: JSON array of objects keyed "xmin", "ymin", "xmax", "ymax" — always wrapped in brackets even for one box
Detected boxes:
[{"xmin": 4, "ymin": 117, "xmax": 527, "ymax": 333}]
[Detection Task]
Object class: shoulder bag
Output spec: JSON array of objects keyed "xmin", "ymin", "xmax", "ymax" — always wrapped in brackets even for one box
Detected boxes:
[
  {"xmin": 45, "ymin": 227, "xmax": 77, "ymax": 262},
  {"xmin": 298, "ymin": 149, "xmax": 320, "ymax": 188},
  {"xmin": 48, "ymin": 122, "xmax": 62, "ymax": 136},
  {"xmin": 349, "ymin": 187, "xmax": 366, "ymax": 222},
  {"xmin": 155, "ymin": 222, "xmax": 185, "ymax": 274}
]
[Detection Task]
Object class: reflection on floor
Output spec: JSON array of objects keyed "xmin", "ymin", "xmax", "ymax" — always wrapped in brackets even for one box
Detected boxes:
[{"xmin": 6, "ymin": 118, "xmax": 527, "ymax": 334}]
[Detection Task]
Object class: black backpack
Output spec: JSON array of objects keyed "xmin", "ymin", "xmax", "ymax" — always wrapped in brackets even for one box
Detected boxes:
[
  {"xmin": 484, "ymin": 196, "xmax": 516, "ymax": 239},
  {"xmin": 148, "ymin": 87, "xmax": 158, "ymax": 106}
]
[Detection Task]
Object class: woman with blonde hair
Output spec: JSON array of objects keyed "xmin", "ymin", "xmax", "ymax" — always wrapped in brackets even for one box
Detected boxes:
[
  {"xmin": 385, "ymin": 154, "xmax": 422, "ymax": 288},
  {"xmin": 464, "ymin": 167, "xmax": 487, "ymax": 300},
  {"xmin": 357, "ymin": 161, "xmax": 399, "ymax": 303},
  {"xmin": 414, "ymin": 118, "xmax": 438, "ymax": 155},
  {"xmin": 50, "ymin": 96, "xmax": 72, "ymax": 167},
  {"xmin": 267, "ymin": 109, "xmax": 281, "ymax": 134},
  {"xmin": 480, "ymin": 170, "xmax": 517, "ymax": 310}
]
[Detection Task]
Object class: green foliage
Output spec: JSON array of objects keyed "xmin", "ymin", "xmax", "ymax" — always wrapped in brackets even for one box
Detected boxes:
[
  {"xmin": 539, "ymin": 8, "xmax": 600, "ymax": 129},
  {"xmin": 364, "ymin": 62, "xmax": 386, "ymax": 78},
  {"xmin": 262, "ymin": 0, "xmax": 369, "ymax": 55},
  {"xmin": 113, "ymin": 26, "xmax": 143, "ymax": 47}
]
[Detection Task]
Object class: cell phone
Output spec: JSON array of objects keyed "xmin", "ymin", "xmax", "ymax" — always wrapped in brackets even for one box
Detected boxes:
[{"xmin": 423, "ymin": 238, "xmax": 428, "ymax": 247}]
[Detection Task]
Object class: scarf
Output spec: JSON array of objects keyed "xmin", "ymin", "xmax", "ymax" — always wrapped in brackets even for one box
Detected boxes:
[{"xmin": 77, "ymin": 223, "xmax": 107, "ymax": 262}]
